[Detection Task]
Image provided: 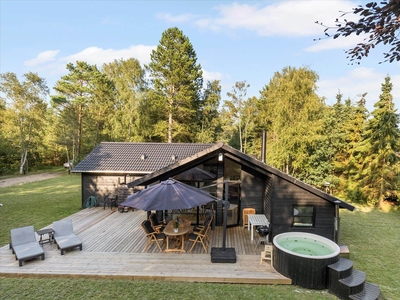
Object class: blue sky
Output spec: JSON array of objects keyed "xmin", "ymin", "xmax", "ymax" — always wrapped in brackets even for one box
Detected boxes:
[{"xmin": 1, "ymin": 0, "xmax": 399, "ymax": 113}]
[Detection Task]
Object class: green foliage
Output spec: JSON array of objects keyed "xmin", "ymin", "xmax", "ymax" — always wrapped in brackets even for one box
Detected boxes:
[
  {"xmin": 52, "ymin": 61, "xmax": 115, "ymax": 158},
  {"xmin": 357, "ymin": 76, "xmax": 400, "ymax": 206},
  {"xmin": 257, "ymin": 66, "xmax": 325, "ymax": 180},
  {"xmin": 196, "ymin": 80, "xmax": 222, "ymax": 143},
  {"xmin": 147, "ymin": 27, "xmax": 203, "ymax": 142},
  {"xmin": 346, "ymin": 186, "xmax": 368, "ymax": 204},
  {"xmin": 0, "ymin": 72, "xmax": 49, "ymax": 174},
  {"xmin": 102, "ymin": 58, "xmax": 151, "ymax": 142}
]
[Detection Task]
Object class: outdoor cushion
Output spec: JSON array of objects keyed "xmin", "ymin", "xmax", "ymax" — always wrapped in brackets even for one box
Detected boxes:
[
  {"xmin": 53, "ymin": 219, "xmax": 82, "ymax": 255},
  {"xmin": 10, "ymin": 225, "xmax": 45, "ymax": 267}
]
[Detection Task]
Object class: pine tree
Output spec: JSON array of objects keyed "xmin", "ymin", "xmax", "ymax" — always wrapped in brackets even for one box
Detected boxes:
[
  {"xmin": 52, "ymin": 61, "xmax": 114, "ymax": 158},
  {"xmin": 147, "ymin": 27, "xmax": 203, "ymax": 143},
  {"xmin": 359, "ymin": 76, "xmax": 400, "ymax": 207}
]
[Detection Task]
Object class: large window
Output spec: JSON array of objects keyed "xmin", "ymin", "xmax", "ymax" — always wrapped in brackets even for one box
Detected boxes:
[{"xmin": 293, "ymin": 205, "xmax": 315, "ymax": 227}]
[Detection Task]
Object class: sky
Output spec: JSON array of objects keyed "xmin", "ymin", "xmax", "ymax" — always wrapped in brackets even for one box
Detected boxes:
[{"xmin": 1, "ymin": 0, "xmax": 399, "ymax": 113}]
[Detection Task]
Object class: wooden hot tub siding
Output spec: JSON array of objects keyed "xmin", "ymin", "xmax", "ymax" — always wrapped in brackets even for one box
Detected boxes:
[{"xmin": 273, "ymin": 244, "xmax": 339, "ymax": 289}]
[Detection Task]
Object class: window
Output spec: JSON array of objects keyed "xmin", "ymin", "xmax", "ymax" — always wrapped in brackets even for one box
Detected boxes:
[{"xmin": 293, "ymin": 205, "xmax": 315, "ymax": 227}]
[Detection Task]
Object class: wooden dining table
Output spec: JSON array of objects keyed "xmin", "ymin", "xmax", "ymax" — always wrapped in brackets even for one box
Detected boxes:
[{"xmin": 163, "ymin": 219, "xmax": 191, "ymax": 253}]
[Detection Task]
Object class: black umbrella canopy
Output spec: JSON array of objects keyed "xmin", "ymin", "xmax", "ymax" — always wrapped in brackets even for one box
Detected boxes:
[
  {"xmin": 120, "ymin": 178, "xmax": 214, "ymax": 211},
  {"xmin": 173, "ymin": 167, "xmax": 216, "ymax": 182}
]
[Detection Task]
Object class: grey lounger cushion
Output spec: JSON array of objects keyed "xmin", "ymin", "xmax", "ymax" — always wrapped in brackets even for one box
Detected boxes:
[
  {"xmin": 10, "ymin": 225, "xmax": 45, "ymax": 267},
  {"xmin": 53, "ymin": 219, "xmax": 82, "ymax": 255}
]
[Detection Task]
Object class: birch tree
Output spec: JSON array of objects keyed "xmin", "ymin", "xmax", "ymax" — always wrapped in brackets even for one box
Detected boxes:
[{"xmin": 0, "ymin": 72, "xmax": 48, "ymax": 174}]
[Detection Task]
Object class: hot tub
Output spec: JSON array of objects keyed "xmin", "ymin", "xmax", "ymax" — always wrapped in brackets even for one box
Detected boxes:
[{"xmin": 273, "ymin": 232, "xmax": 340, "ymax": 289}]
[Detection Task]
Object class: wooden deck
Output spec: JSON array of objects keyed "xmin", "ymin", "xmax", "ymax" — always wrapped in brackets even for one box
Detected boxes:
[{"xmin": 0, "ymin": 207, "xmax": 291, "ymax": 284}]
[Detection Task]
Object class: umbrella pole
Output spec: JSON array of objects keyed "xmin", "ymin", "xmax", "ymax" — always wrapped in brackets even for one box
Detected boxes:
[
  {"xmin": 222, "ymin": 180, "xmax": 230, "ymax": 250},
  {"xmin": 197, "ymin": 206, "xmax": 200, "ymax": 225},
  {"xmin": 211, "ymin": 181, "xmax": 236, "ymax": 263}
]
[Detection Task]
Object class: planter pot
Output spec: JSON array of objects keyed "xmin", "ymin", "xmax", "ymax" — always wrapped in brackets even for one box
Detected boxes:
[{"xmin": 174, "ymin": 228, "xmax": 179, "ymax": 233}]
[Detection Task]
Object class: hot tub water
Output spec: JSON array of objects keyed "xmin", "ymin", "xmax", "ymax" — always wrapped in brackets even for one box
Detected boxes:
[{"xmin": 278, "ymin": 236, "xmax": 335, "ymax": 256}]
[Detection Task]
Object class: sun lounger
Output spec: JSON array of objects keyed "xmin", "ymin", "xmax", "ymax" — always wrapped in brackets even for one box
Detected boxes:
[
  {"xmin": 53, "ymin": 219, "xmax": 82, "ymax": 255},
  {"xmin": 10, "ymin": 225, "xmax": 45, "ymax": 267}
]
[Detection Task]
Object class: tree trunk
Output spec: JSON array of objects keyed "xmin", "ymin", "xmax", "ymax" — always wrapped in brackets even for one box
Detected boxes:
[
  {"xmin": 168, "ymin": 112, "xmax": 173, "ymax": 143},
  {"xmin": 77, "ymin": 103, "xmax": 83, "ymax": 155},
  {"xmin": 19, "ymin": 149, "xmax": 28, "ymax": 175}
]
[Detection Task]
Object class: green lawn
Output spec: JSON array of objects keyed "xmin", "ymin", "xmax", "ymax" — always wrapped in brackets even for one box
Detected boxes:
[{"xmin": 0, "ymin": 173, "xmax": 398, "ymax": 299}]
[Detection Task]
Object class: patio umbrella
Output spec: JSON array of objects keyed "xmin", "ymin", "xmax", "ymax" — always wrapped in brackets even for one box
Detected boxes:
[
  {"xmin": 173, "ymin": 167, "xmax": 216, "ymax": 182},
  {"xmin": 173, "ymin": 167, "xmax": 216, "ymax": 224},
  {"xmin": 120, "ymin": 178, "xmax": 215, "ymax": 211}
]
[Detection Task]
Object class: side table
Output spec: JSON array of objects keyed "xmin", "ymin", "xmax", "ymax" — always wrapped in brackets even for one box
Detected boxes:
[{"xmin": 36, "ymin": 228, "xmax": 54, "ymax": 247}]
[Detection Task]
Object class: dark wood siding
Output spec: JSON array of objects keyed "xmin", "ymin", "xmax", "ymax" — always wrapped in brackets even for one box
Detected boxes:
[
  {"xmin": 271, "ymin": 176, "xmax": 335, "ymax": 240},
  {"xmin": 240, "ymin": 166, "xmax": 265, "ymax": 219},
  {"xmin": 263, "ymin": 175, "xmax": 273, "ymax": 222},
  {"xmin": 81, "ymin": 173, "xmax": 140, "ymax": 206}
]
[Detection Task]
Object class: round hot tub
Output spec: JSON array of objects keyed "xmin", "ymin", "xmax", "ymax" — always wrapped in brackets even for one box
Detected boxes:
[{"xmin": 273, "ymin": 232, "xmax": 340, "ymax": 289}]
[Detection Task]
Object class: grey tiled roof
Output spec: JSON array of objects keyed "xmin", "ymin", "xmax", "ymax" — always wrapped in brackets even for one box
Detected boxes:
[{"xmin": 72, "ymin": 142, "xmax": 216, "ymax": 173}]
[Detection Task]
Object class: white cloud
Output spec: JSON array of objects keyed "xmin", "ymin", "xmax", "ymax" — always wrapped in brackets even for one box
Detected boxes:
[
  {"xmin": 177, "ymin": 1, "xmax": 357, "ymax": 37},
  {"xmin": 24, "ymin": 50, "xmax": 60, "ymax": 66},
  {"xmin": 23, "ymin": 45, "xmax": 156, "ymax": 91},
  {"xmin": 202, "ymin": 69, "xmax": 224, "ymax": 82},
  {"xmin": 318, "ymin": 67, "xmax": 400, "ymax": 112},
  {"xmin": 60, "ymin": 45, "xmax": 155, "ymax": 66}
]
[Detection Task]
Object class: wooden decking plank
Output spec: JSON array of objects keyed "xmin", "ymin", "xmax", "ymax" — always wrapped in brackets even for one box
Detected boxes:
[{"xmin": 0, "ymin": 207, "xmax": 290, "ymax": 285}]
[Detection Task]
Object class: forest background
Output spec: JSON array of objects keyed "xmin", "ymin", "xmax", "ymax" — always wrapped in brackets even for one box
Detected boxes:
[{"xmin": 1, "ymin": 24, "xmax": 399, "ymax": 209}]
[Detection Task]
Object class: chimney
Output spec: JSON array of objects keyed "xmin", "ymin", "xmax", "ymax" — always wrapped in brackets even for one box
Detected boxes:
[{"xmin": 261, "ymin": 130, "xmax": 266, "ymax": 163}]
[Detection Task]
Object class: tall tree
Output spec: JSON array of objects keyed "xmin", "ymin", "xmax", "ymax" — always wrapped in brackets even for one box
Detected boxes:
[
  {"xmin": 102, "ymin": 58, "xmax": 149, "ymax": 141},
  {"xmin": 0, "ymin": 72, "xmax": 48, "ymax": 174},
  {"xmin": 197, "ymin": 80, "xmax": 221, "ymax": 143},
  {"xmin": 317, "ymin": 0, "xmax": 400, "ymax": 63},
  {"xmin": 359, "ymin": 76, "xmax": 400, "ymax": 207},
  {"xmin": 224, "ymin": 81, "xmax": 250, "ymax": 152},
  {"xmin": 147, "ymin": 27, "xmax": 203, "ymax": 143},
  {"xmin": 257, "ymin": 67, "xmax": 325, "ymax": 178},
  {"xmin": 52, "ymin": 61, "xmax": 114, "ymax": 158}
]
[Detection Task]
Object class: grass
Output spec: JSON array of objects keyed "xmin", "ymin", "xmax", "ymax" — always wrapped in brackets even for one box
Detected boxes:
[
  {"xmin": 0, "ymin": 174, "xmax": 399, "ymax": 300},
  {"xmin": 0, "ymin": 173, "xmax": 81, "ymax": 244}
]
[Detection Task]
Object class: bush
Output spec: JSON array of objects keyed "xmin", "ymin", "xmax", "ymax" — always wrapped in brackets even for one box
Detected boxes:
[{"xmin": 347, "ymin": 187, "xmax": 367, "ymax": 204}]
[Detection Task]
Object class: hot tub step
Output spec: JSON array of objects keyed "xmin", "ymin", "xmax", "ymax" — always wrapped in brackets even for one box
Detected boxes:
[
  {"xmin": 339, "ymin": 270, "xmax": 366, "ymax": 297},
  {"xmin": 328, "ymin": 257, "xmax": 353, "ymax": 273},
  {"xmin": 328, "ymin": 257, "xmax": 354, "ymax": 282},
  {"xmin": 349, "ymin": 282, "xmax": 381, "ymax": 300}
]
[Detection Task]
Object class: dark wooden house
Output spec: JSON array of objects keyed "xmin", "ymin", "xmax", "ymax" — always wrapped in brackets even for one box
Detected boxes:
[
  {"xmin": 72, "ymin": 142, "xmax": 216, "ymax": 205},
  {"xmin": 73, "ymin": 142, "xmax": 355, "ymax": 242}
]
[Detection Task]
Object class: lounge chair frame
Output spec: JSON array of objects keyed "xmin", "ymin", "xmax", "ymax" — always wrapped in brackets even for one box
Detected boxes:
[
  {"xmin": 10, "ymin": 225, "xmax": 45, "ymax": 267},
  {"xmin": 53, "ymin": 219, "xmax": 83, "ymax": 255}
]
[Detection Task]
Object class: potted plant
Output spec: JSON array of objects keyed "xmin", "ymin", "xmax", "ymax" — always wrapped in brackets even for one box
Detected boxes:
[{"xmin": 173, "ymin": 219, "xmax": 180, "ymax": 232}]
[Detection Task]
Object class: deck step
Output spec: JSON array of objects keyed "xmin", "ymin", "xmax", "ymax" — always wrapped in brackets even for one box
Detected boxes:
[{"xmin": 349, "ymin": 282, "xmax": 381, "ymax": 300}]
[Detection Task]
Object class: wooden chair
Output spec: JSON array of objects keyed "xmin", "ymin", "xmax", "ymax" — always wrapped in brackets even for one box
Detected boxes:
[
  {"xmin": 242, "ymin": 208, "xmax": 256, "ymax": 228},
  {"xmin": 193, "ymin": 213, "xmax": 213, "ymax": 233},
  {"xmin": 188, "ymin": 226, "xmax": 209, "ymax": 253},
  {"xmin": 260, "ymin": 244, "xmax": 273, "ymax": 266},
  {"xmin": 149, "ymin": 213, "xmax": 165, "ymax": 233},
  {"xmin": 141, "ymin": 220, "xmax": 165, "ymax": 252}
]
